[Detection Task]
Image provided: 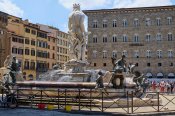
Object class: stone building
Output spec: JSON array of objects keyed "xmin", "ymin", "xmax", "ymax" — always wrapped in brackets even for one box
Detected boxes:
[
  {"xmin": 0, "ymin": 12, "xmax": 10, "ymax": 67},
  {"xmin": 83, "ymin": 5, "xmax": 175, "ymax": 78}
]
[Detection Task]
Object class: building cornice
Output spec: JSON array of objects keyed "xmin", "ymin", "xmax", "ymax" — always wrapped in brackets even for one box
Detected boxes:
[{"xmin": 83, "ymin": 5, "xmax": 175, "ymax": 15}]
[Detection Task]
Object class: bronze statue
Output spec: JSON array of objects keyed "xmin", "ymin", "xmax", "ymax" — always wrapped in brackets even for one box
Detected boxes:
[{"xmin": 95, "ymin": 71, "xmax": 104, "ymax": 89}]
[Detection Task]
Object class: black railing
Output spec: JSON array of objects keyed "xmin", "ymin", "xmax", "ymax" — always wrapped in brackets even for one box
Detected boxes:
[{"xmin": 1, "ymin": 88, "xmax": 175, "ymax": 114}]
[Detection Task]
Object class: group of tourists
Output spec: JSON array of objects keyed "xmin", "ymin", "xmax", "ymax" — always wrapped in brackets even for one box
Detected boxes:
[{"xmin": 149, "ymin": 80, "xmax": 175, "ymax": 93}]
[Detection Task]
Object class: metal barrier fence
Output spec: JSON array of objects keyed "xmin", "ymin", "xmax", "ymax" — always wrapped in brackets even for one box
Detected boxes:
[{"xmin": 1, "ymin": 88, "xmax": 175, "ymax": 114}]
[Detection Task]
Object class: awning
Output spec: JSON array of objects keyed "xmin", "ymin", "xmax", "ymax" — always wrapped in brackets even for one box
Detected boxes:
[
  {"xmin": 145, "ymin": 73, "xmax": 153, "ymax": 78},
  {"xmin": 157, "ymin": 73, "xmax": 163, "ymax": 78}
]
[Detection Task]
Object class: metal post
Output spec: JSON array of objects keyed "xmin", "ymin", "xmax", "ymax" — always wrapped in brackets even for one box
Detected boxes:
[
  {"xmin": 131, "ymin": 91, "xmax": 134, "ymax": 113},
  {"xmin": 58, "ymin": 89, "xmax": 59, "ymax": 109},
  {"xmin": 127, "ymin": 91, "xmax": 129, "ymax": 114},
  {"xmin": 65, "ymin": 89, "xmax": 67, "ymax": 107},
  {"xmin": 157, "ymin": 92, "xmax": 160, "ymax": 112},
  {"xmin": 40, "ymin": 90, "xmax": 43, "ymax": 103},
  {"xmin": 102, "ymin": 91, "xmax": 104, "ymax": 112},
  {"xmin": 90, "ymin": 89, "xmax": 92, "ymax": 111},
  {"xmin": 78, "ymin": 89, "xmax": 80, "ymax": 111}
]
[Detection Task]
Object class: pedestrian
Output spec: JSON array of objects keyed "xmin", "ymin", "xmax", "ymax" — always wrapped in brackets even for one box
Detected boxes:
[{"xmin": 170, "ymin": 82, "xmax": 175, "ymax": 94}]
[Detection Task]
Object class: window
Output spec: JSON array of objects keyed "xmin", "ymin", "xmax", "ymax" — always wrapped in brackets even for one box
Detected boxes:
[
  {"xmin": 122, "ymin": 50, "xmax": 127, "ymax": 57},
  {"xmin": 158, "ymin": 63, "xmax": 162, "ymax": 67},
  {"xmin": 146, "ymin": 34, "xmax": 151, "ymax": 42},
  {"xmin": 157, "ymin": 50, "xmax": 162, "ymax": 58},
  {"xmin": 170, "ymin": 62, "xmax": 173, "ymax": 67},
  {"xmin": 156, "ymin": 18, "xmax": 161, "ymax": 26},
  {"xmin": 156, "ymin": 33, "xmax": 162, "ymax": 41},
  {"xmin": 93, "ymin": 35, "xmax": 97, "ymax": 43},
  {"xmin": 147, "ymin": 63, "xmax": 150, "ymax": 67},
  {"xmin": 123, "ymin": 19, "xmax": 127, "ymax": 27},
  {"xmin": 145, "ymin": 18, "xmax": 151, "ymax": 26},
  {"xmin": 25, "ymin": 49, "xmax": 30, "ymax": 55},
  {"xmin": 167, "ymin": 17, "xmax": 172, "ymax": 25},
  {"xmin": 134, "ymin": 34, "xmax": 139, "ymax": 42},
  {"xmin": 134, "ymin": 50, "xmax": 139, "ymax": 58},
  {"xmin": 18, "ymin": 48, "xmax": 23, "ymax": 55},
  {"xmin": 25, "ymin": 28, "xmax": 30, "ymax": 33},
  {"xmin": 112, "ymin": 35, "xmax": 117, "ymax": 42},
  {"xmin": 123, "ymin": 35, "xmax": 127, "ymax": 42},
  {"xmin": 146, "ymin": 50, "xmax": 151, "ymax": 58},
  {"xmin": 31, "ymin": 30, "xmax": 36, "ymax": 35},
  {"xmin": 31, "ymin": 40, "xmax": 35, "ymax": 45},
  {"xmin": 94, "ymin": 63, "xmax": 96, "ymax": 67},
  {"xmin": 103, "ymin": 35, "xmax": 107, "ymax": 43},
  {"xmin": 37, "ymin": 32, "xmax": 47, "ymax": 38},
  {"xmin": 168, "ymin": 50, "xmax": 173, "ymax": 58},
  {"xmin": 31, "ymin": 49, "xmax": 35, "ymax": 56},
  {"xmin": 93, "ymin": 20, "xmax": 98, "ymax": 28},
  {"xmin": 24, "ymin": 61, "xmax": 29, "ymax": 69},
  {"xmin": 113, "ymin": 20, "xmax": 117, "ymax": 27},
  {"xmin": 168, "ymin": 33, "xmax": 173, "ymax": 41},
  {"xmin": 112, "ymin": 51, "xmax": 117, "ymax": 58},
  {"xmin": 103, "ymin": 20, "xmax": 107, "ymax": 28},
  {"xmin": 30, "ymin": 62, "xmax": 35, "ymax": 69},
  {"xmin": 103, "ymin": 63, "xmax": 106, "ymax": 67},
  {"xmin": 25, "ymin": 39, "xmax": 30, "ymax": 44},
  {"xmin": 103, "ymin": 50, "xmax": 107, "ymax": 58},
  {"xmin": 52, "ymin": 53, "xmax": 55, "ymax": 59},
  {"xmin": 12, "ymin": 47, "xmax": 17, "ymax": 54},
  {"xmin": 53, "ymin": 46, "xmax": 55, "ymax": 50},
  {"xmin": 134, "ymin": 18, "xmax": 139, "ymax": 27},
  {"xmin": 93, "ymin": 50, "xmax": 97, "ymax": 58}
]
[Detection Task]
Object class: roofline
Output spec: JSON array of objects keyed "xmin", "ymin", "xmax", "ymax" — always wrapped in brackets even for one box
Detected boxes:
[{"xmin": 83, "ymin": 5, "xmax": 175, "ymax": 14}]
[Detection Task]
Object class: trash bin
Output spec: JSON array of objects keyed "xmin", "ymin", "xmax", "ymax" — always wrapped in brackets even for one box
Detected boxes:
[
  {"xmin": 47, "ymin": 104, "xmax": 54, "ymax": 110},
  {"xmin": 38, "ymin": 103, "xmax": 45, "ymax": 110},
  {"xmin": 65, "ymin": 105, "xmax": 72, "ymax": 112}
]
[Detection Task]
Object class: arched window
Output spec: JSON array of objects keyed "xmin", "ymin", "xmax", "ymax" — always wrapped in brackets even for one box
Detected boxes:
[
  {"xmin": 167, "ymin": 17, "xmax": 172, "ymax": 25},
  {"xmin": 146, "ymin": 73, "xmax": 153, "ymax": 78},
  {"xmin": 113, "ymin": 20, "xmax": 117, "ymax": 27},
  {"xmin": 122, "ymin": 50, "xmax": 127, "ymax": 57},
  {"xmin": 168, "ymin": 73, "xmax": 175, "ymax": 78},
  {"xmin": 168, "ymin": 33, "xmax": 173, "ymax": 41},
  {"xmin": 156, "ymin": 33, "xmax": 162, "ymax": 41},
  {"xmin": 123, "ymin": 34, "xmax": 127, "ymax": 42},
  {"xmin": 103, "ymin": 50, "xmax": 107, "ymax": 58},
  {"xmin": 157, "ymin": 50, "xmax": 162, "ymax": 58},
  {"xmin": 168, "ymin": 50, "xmax": 173, "ymax": 58},
  {"xmin": 93, "ymin": 20, "xmax": 98, "ymax": 28},
  {"xmin": 134, "ymin": 18, "xmax": 139, "ymax": 27},
  {"xmin": 112, "ymin": 34, "xmax": 117, "ymax": 42},
  {"xmin": 112, "ymin": 50, "xmax": 117, "ymax": 58},
  {"xmin": 103, "ymin": 35, "xmax": 107, "ymax": 43},
  {"xmin": 157, "ymin": 73, "xmax": 164, "ymax": 78},
  {"xmin": 123, "ymin": 19, "xmax": 127, "ymax": 27},
  {"xmin": 156, "ymin": 18, "xmax": 161, "ymax": 26},
  {"xmin": 92, "ymin": 50, "xmax": 97, "ymax": 58},
  {"xmin": 103, "ymin": 20, "xmax": 107, "ymax": 28},
  {"xmin": 134, "ymin": 34, "xmax": 139, "ymax": 42},
  {"xmin": 146, "ymin": 50, "xmax": 151, "ymax": 58},
  {"xmin": 145, "ymin": 18, "xmax": 151, "ymax": 26},
  {"xmin": 93, "ymin": 35, "xmax": 97, "ymax": 43},
  {"xmin": 145, "ymin": 33, "xmax": 151, "ymax": 42},
  {"xmin": 134, "ymin": 50, "xmax": 139, "ymax": 58}
]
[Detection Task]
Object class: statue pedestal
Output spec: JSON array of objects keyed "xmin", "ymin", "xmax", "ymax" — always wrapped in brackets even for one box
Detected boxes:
[{"xmin": 64, "ymin": 59, "xmax": 89, "ymax": 73}]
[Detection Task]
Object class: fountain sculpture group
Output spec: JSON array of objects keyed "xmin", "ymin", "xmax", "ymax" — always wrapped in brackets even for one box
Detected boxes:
[{"xmin": 0, "ymin": 4, "xmax": 152, "ymax": 109}]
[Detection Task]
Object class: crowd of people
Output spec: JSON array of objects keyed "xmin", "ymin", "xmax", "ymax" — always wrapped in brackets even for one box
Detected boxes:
[{"xmin": 147, "ymin": 80, "xmax": 175, "ymax": 93}]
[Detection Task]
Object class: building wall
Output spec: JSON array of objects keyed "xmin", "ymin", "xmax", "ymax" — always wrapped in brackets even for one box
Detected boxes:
[
  {"xmin": 84, "ymin": 5, "xmax": 175, "ymax": 78},
  {"xmin": 57, "ymin": 31, "xmax": 69, "ymax": 68},
  {"xmin": 0, "ymin": 12, "xmax": 10, "ymax": 67}
]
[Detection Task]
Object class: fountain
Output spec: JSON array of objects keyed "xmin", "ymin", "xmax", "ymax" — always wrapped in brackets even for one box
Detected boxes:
[{"xmin": 0, "ymin": 4, "xmax": 159, "ymax": 109}]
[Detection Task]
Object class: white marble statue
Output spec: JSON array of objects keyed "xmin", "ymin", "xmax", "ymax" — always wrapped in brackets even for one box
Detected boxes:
[{"xmin": 68, "ymin": 3, "xmax": 89, "ymax": 61}]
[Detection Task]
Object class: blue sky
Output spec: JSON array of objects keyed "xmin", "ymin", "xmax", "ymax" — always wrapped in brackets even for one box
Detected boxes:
[{"xmin": 0, "ymin": 0, "xmax": 175, "ymax": 32}]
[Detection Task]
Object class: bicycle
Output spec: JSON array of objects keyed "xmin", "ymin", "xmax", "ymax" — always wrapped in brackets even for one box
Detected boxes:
[{"xmin": 0, "ymin": 72, "xmax": 17, "ymax": 108}]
